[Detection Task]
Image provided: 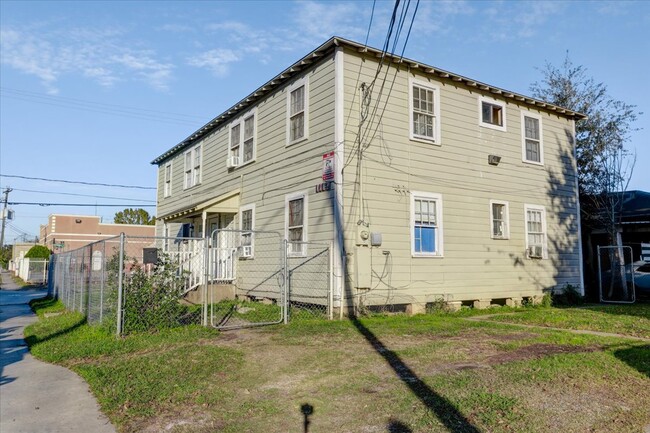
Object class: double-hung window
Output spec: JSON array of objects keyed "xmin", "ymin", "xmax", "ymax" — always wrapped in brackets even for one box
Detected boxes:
[
  {"xmin": 183, "ymin": 145, "xmax": 201, "ymax": 189},
  {"xmin": 521, "ymin": 111, "xmax": 543, "ymax": 164},
  {"xmin": 411, "ymin": 192, "xmax": 443, "ymax": 256},
  {"xmin": 287, "ymin": 78, "xmax": 309, "ymax": 145},
  {"xmin": 525, "ymin": 204, "xmax": 547, "ymax": 259},
  {"xmin": 228, "ymin": 110, "xmax": 256, "ymax": 168},
  {"xmin": 286, "ymin": 192, "xmax": 307, "ymax": 256},
  {"xmin": 163, "ymin": 163, "xmax": 172, "ymax": 198},
  {"xmin": 239, "ymin": 204, "xmax": 255, "ymax": 258},
  {"xmin": 490, "ymin": 200, "xmax": 509, "ymax": 239},
  {"xmin": 479, "ymin": 96, "xmax": 507, "ymax": 132},
  {"xmin": 229, "ymin": 124, "xmax": 240, "ymax": 167},
  {"xmin": 409, "ymin": 79, "xmax": 440, "ymax": 144}
]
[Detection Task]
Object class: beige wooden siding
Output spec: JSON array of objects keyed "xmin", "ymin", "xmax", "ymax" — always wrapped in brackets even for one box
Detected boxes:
[
  {"xmin": 155, "ymin": 55, "xmax": 337, "ymax": 246},
  {"xmin": 341, "ymin": 48, "xmax": 580, "ymax": 304}
]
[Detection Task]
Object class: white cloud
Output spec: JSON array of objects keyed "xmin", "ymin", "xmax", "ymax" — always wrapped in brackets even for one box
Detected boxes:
[
  {"xmin": 187, "ymin": 49, "xmax": 241, "ymax": 77},
  {"xmin": 0, "ymin": 26, "xmax": 174, "ymax": 92},
  {"xmin": 291, "ymin": 1, "xmax": 364, "ymax": 41}
]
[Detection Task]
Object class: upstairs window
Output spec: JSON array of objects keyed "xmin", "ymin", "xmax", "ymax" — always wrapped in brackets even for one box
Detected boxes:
[
  {"xmin": 229, "ymin": 124, "xmax": 240, "ymax": 167},
  {"xmin": 287, "ymin": 78, "xmax": 309, "ymax": 145},
  {"xmin": 228, "ymin": 110, "xmax": 256, "ymax": 168},
  {"xmin": 184, "ymin": 145, "xmax": 201, "ymax": 189},
  {"xmin": 286, "ymin": 192, "xmax": 307, "ymax": 256},
  {"xmin": 479, "ymin": 96, "xmax": 507, "ymax": 132},
  {"xmin": 411, "ymin": 192, "xmax": 443, "ymax": 256},
  {"xmin": 163, "ymin": 163, "xmax": 172, "ymax": 198},
  {"xmin": 409, "ymin": 79, "xmax": 440, "ymax": 144},
  {"xmin": 490, "ymin": 200, "xmax": 509, "ymax": 239},
  {"xmin": 522, "ymin": 112, "xmax": 544, "ymax": 164}
]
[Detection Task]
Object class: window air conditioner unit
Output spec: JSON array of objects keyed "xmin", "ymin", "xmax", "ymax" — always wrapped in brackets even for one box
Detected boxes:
[
  {"xmin": 240, "ymin": 245, "xmax": 253, "ymax": 258},
  {"xmin": 528, "ymin": 245, "xmax": 543, "ymax": 259},
  {"xmin": 227, "ymin": 156, "xmax": 240, "ymax": 168}
]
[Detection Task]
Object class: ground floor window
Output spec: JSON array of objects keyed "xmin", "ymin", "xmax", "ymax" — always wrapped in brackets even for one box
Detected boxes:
[{"xmin": 411, "ymin": 192, "xmax": 443, "ymax": 256}]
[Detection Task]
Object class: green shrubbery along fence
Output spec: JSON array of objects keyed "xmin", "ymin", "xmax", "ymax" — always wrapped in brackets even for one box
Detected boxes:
[{"xmin": 48, "ymin": 231, "xmax": 333, "ymax": 336}]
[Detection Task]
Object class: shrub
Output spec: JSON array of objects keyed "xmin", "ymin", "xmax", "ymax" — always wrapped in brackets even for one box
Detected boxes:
[
  {"xmin": 24, "ymin": 245, "xmax": 51, "ymax": 259},
  {"xmin": 119, "ymin": 254, "xmax": 191, "ymax": 334},
  {"xmin": 552, "ymin": 283, "xmax": 585, "ymax": 306}
]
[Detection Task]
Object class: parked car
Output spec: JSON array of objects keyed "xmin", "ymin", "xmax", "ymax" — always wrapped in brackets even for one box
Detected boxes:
[{"xmin": 630, "ymin": 261, "xmax": 650, "ymax": 298}]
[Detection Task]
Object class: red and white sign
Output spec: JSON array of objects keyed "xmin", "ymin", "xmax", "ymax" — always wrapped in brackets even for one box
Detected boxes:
[{"xmin": 322, "ymin": 151, "xmax": 335, "ymax": 181}]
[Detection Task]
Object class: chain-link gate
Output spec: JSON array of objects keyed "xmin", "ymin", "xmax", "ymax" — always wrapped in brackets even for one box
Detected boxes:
[
  {"xmin": 598, "ymin": 245, "xmax": 635, "ymax": 303},
  {"xmin": 286, "ymin": 241, "xmax": 333, "ymax": 320},
  {"xmin": 208, "ymin": 229, "xmax": 285, "ymax": 329}
]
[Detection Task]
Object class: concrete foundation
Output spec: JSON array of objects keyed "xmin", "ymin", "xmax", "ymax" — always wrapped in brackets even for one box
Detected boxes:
[
  {"xmin": 473, "ymin": 299, "xmax": 492, "ymax": 309},
  {"xmin": 445, "ymin": 301, "xmax": 462, "ymax": 312},
  {"xmin": 505, "ymin": 297, "xmax": 523, "ymax": 307},
  {"xmin": 183, "ymin": 284, "xmax": 235, "ymax": 305},
  {"xmin": 405, "ymin": 303, "xmax": 426, "ymax": 316}
]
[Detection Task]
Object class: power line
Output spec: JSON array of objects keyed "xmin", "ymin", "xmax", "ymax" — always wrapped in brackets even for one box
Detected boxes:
[
  {"xmin": 0, "ymin": 87, "xmax": 205, "ymax": 126},
  {"xmin": 1, "ymin": 174, "xmax": 156, "ymax": 190},
  {"xmin": 12, "ymin": 188, "xmax": 156, "ymax": 203},
  {"xmin": 8, "ymin": 202, "xmax": 156, "ymax": 207}
]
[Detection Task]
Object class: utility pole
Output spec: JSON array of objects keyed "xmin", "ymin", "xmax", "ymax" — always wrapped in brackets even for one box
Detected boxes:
[{"xmin": 0, "ymin": 187, "xmax": 12, "ymax": 248}]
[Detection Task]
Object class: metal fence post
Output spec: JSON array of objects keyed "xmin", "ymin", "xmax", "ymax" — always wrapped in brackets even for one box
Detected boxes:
[
  {"xmin": 116, "ymin": 233, "xmax": 126, "ymax": 337},
  {"xmin": 203, "ymin": 236, "xmax": 210, "ymax": 326},
  {"xmin": 99, "ymin": 241, "xmax": 105, "ymax": 323},
  {"xmin": 282, "ymin": 239, "xmax": 289, "ymax": 325}
]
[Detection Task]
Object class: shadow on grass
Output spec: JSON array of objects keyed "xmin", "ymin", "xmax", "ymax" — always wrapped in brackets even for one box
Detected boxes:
[
  {"xmin": 613, "ymin": 344, "xmax": 650, "ymax": 378},
  {"xmin": 387, "ymin": 419, "xmax": 413, "ymax": 432},
  {"xmin": 24, "ymin": 314, "xmax": 86, "ymax": 347},
  {"xmin": 351, "ymin": 316, "xmax": 480, "ymax": 433}
]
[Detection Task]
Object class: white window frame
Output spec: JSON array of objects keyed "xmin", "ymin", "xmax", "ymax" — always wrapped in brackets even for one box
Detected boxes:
[
  {"xmin": 239, "ymin": 203, "xmax": 255, "ymax": 258},
  {"xmin": 410, "ymin": 191, "xmax": 444, "ymax": 257},
  {"xmin": 409, "ymin": 78, "xmax": 441, "ymax": 145},
  {"xmin": 521, "ymin": 111, "xmax": 544, "ymax": 165},
  {"xmin": 163, "ymin": 162, "xmax": 172, "ymax": 198},
  {"xmin": 227, "ymin": 108, "xmax": 257, "ymax": 168},
  {"xmin": 479, "ymin": 96, "xmax": 507, "ymax": 132},
  {"xmin": 286, "ymin": 77, "xmax": 309, "ymax": 146},
  {"xmin": 183, "ymin": 144, "xmax": 201, "ymax": 189},
  {"xmin": 489, "ymin": 200, "xmax": 510, "ymax": 239},
  {"xmin": 524, "ymin": 204, "xmax": 548, "ymax": 259},
  {"xmin": 285, "ymin": 191, "xmax": 308, "ymax": 257}
]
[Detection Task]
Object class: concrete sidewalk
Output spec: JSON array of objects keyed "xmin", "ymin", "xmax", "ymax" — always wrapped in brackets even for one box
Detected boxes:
[{"xmin": 0, "ymin": 270, "xmax": 116, "ymax": 433}]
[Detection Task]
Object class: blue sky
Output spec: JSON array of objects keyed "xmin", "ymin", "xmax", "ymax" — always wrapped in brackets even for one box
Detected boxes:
[{"xmin": 1, "ymin": 0, "xmax": 649, "ymax": 244}]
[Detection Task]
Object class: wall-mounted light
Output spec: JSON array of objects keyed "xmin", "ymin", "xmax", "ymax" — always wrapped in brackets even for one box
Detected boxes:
[
  {"xmin": 75, "ymin": 219, "xmax": 82, "ymax": 223},
  {"xmin": 488, "ymin": 154, "xmax": 502, "ymax": 166}
]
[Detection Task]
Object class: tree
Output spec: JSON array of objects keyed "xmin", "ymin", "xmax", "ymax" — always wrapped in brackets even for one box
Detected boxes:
[
  {"xmin": 529, "ymin": 54, "xmax": 639, "ymax": 196},
  {"xmin": 24, "ymin": 245, "xmax": 51, "ymax": 259},
  {"xmin": 114, "ymin": 208, "xmax": 156, "ymax": 225},
  {"xmin": 530, "ymin": 55, "xmax": 640, "ymax": 300}
]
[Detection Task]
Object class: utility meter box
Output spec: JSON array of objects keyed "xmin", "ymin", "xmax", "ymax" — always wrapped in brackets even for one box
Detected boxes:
[{"xmin": 370, "ymin": 232, "xmax": 382, "ymax": 247}]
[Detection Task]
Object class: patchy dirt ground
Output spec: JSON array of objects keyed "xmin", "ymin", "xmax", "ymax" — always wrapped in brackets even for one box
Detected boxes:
[{"xmin": 127, "ymin": 321, "xmax": 650, "ymax": 433}]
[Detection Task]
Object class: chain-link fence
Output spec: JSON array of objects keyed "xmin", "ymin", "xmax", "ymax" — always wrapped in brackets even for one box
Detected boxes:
[
  {"xmin": 49, "ymin": 230, "xmax": 334, "ymax": 335},
  {"xmin": 287, "ymin": 241, "xmax": 332, "ymax": 320},
  {"xmin": 598, "ymin": 245, "xmax": 635, "ymax": 303}
]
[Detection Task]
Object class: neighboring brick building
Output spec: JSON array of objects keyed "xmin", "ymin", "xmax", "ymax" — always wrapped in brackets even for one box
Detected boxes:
[{"xmin": 40, "ymin": 214, "xmax": 155, "ymax": 252}]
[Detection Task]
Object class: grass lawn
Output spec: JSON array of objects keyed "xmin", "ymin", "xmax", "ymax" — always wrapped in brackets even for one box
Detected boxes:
[
  {"xmin": 26, "ymin": 299, "xmax": 650, "ymax": 433},
  {"xmin": 480, "ymin": 303, "xmax": 650, "ymax": 339}
]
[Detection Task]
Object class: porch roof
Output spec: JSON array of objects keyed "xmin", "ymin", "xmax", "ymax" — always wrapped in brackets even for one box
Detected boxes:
[{"xmin": 159, "ymin": 190, "xmax": 240, "ymax": 221}]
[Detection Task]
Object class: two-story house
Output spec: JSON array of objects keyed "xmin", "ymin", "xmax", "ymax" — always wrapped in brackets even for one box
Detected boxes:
[{"xmin": 152, "ymin": 37, "xmax": 585, "ymax": 313}]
